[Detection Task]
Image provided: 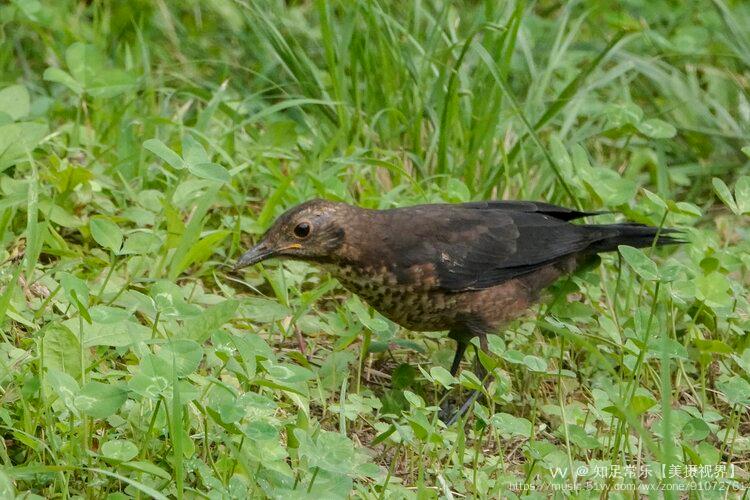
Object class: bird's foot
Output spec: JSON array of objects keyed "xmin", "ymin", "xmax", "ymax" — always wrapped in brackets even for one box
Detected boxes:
[
  {"xmin": 438, "ymin": 400, "xmax": 457, "ymax": 424},
  {"xmin": 439, "ymin": 390, "xmax": 480, "ymax": 425}
]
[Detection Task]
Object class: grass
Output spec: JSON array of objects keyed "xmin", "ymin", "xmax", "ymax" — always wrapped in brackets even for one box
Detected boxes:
[{"xmin": 1, "ymin": 0, "xmax": 749, "ymax": 497}]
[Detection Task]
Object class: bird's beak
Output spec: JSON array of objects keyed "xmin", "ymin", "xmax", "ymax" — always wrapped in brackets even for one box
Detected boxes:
[{"xmin": 235, "ymin": 242, "xmax": 275, "ymax": 270}]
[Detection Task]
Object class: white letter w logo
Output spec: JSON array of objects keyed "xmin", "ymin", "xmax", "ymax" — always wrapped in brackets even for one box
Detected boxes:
[{"xmin": 550, "ymin": 467, "xmax": 568, "ymax": 478}]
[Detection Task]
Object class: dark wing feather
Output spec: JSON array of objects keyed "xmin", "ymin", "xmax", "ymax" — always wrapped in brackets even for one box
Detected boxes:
[
  {"xmin": 385, "ymin": 205, "xmax": 607, "ymax": 292},
  {"xmin": 458, "ymin": 200, "xmax": 607, "ymax": 221},
  {"xmin": 436, "ymin": 212, "xmax": 600, "ymax": 290}
]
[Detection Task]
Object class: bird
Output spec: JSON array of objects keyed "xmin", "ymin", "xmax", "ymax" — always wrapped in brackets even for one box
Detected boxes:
[{"xmin": 235, "ymin": 199, "xmax": 681, "ymax": 422}]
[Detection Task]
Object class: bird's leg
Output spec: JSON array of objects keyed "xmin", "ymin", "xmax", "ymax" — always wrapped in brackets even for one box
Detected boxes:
[
  {"xmin": 445, "ymin": 333, "xmax": 492, "ymax": 426},
  {"xmin": 449, "ymin": 339, "xmax": 469, "ymax": 377},
  {"xmin": 448, "ymin": 390, "xmax": 481, "ymax": 426},
  {"xmin": 438, "ymin": 331, "xmax": 471, "ymax": 422}
]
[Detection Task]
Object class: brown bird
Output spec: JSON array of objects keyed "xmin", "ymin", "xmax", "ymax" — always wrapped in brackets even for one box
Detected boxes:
[{"xmin": 236, "ymin": 199, "xmax": 681, "ymax": 421}]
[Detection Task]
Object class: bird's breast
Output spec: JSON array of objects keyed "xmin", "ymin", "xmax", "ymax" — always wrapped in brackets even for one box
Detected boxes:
[{"xmin": 321, "ymin": 263, "xmax": 459, "ymax": 331}]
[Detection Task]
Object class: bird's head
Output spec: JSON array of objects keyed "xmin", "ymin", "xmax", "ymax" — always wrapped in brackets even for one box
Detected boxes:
[{"xmin": 235, "ymin": 199, "xmax": 350, "ymax": 269}]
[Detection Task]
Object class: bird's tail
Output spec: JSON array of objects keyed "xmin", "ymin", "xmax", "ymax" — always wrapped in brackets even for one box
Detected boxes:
[{"xmin": 585, "ymin": 223, "xmax": 685, "ymax": 254}]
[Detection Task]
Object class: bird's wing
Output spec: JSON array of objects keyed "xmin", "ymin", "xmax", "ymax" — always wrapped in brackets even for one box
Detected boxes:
[
  {"xmin": 459, "ymin": 200, "xmax": 606, "ymax": 221},
  {"xmin": 390, "ymin": 206, "xmax": 607, "ymax": 292}
]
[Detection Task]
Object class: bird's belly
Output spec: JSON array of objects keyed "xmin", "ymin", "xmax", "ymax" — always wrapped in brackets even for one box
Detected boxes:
[
  {"xmin": 324, "ymin": 265, "xmax": 459, "ymax": 331},
  {"xmin": 323, "ymin": 264, "xmax": 541, "ymax": 333}
]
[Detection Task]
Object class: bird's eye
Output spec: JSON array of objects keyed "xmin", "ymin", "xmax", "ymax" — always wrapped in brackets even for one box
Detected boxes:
[{"xmin": 293, "ymin": 222, "xmax": 311, "ymax": 239}]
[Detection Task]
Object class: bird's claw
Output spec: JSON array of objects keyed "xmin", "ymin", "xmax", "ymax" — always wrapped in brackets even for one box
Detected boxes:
[{"xmin": 439, "ymin": 390, "xmax": 481, "ymax": 425}]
